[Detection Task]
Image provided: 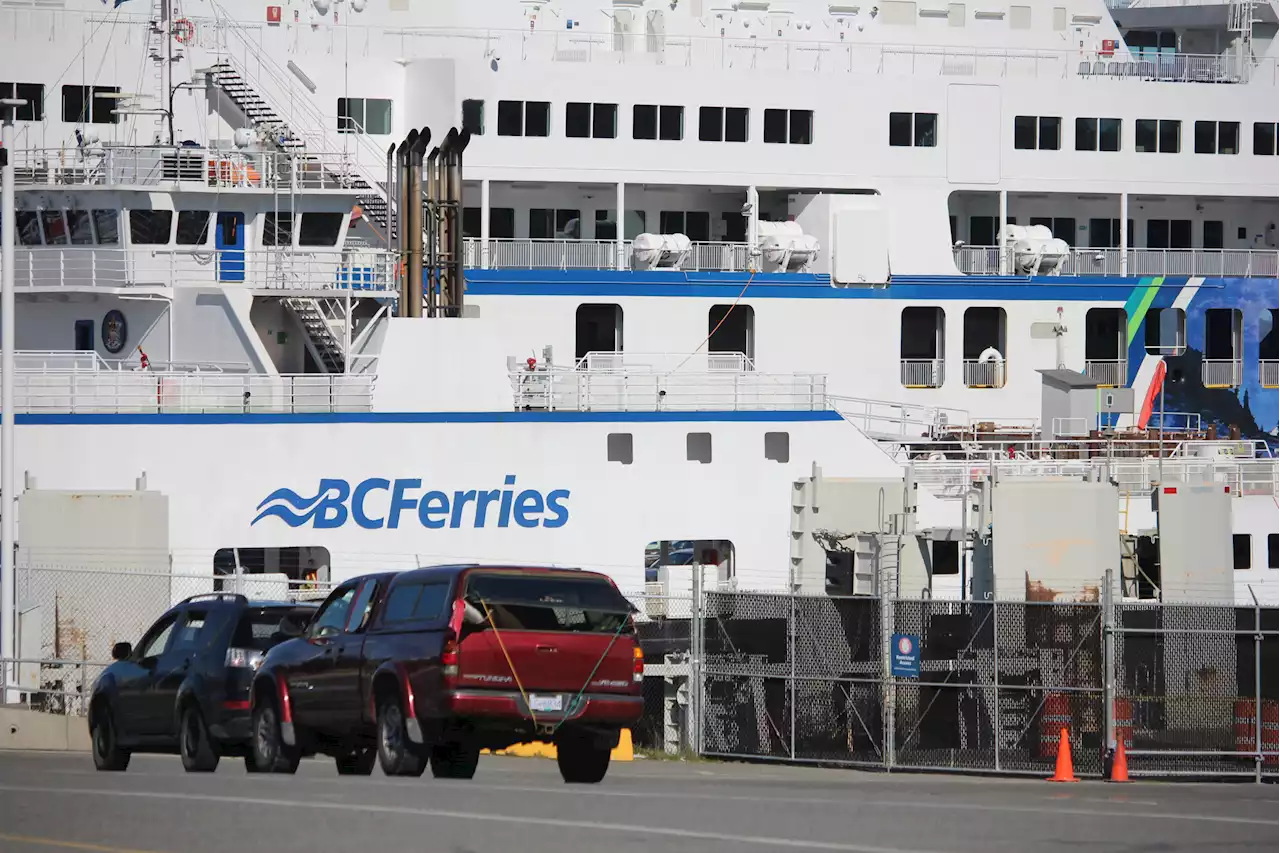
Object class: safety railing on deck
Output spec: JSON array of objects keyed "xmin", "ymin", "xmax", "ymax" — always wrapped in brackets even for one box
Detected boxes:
[
  {"xmin": 1262, "ymin": 360, "xmax": 1279, "ymax": 389},
  {"xmin": 466, "ymin": 238, "xmax": 753, "ymax": 272},
  {"xmin": 1202, "ymin": 359, "xmax": 1243, "ymax": 389},
  {"xmin": 900, "ymin": 359, "xmax": 944, "ymax": 388},
  {"xmin": 1085, "ymin": 360, "xmax": 1127, "ymax": 387},
  {"xmin": 512, "ymin": 367, "xmax": 826, "ymax": 411},
  {"xmin": 955, "ymin": 246, "xmax": 1278, "ymax": 278},
  {"xmin": 14, "ymin": 350, "xmax": 250, "ymax": 374},
  {"xmin": 5, "ymin": 372, "xmax": 374, "ymax": 413},
  {"xmin": 963, "ymin": 359, "xmax": 1006, "ymax": 388},
  {"xmin": 828, "ymin": 394, "xmax": 971, "ymax": 439},
  {"xmin": 6, "ymin": 247, "xmax": 397, "ymax": 294}
]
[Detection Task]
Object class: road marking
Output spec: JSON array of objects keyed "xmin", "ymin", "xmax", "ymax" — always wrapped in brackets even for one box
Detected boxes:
[
  {"xmin": 0, "ymin": 834, "xmax": 168, "ymax": 853},
  {"xmin": 0, "ymin": 784, "xmax": 945, "ymax": 853}
]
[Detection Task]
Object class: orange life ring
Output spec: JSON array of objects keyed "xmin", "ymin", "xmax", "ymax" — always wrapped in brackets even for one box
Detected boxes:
[{"xmin": 173, "ymin": 18, "xmax": 195, "ymax": 44}]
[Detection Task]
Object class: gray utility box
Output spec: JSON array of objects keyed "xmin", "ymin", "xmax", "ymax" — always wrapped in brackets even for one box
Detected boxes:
[
  {"xmin": 989, "ymin": 478, "xmax": 1121, "ymax": 602},
  {"xmin": 1154, "ymin": 483, "xmax": 1234, "ymax": 604}
]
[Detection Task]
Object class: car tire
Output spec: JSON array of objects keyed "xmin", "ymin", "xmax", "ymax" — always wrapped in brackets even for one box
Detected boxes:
[
  {"xmin": 90, "ymin": 707, "xmax": 131, "ymax": 772},
  {"xmin": 252, "ymin": 701, "xmax": 301, "ymax": 774},
  {"xmin": 375, "ymin": 696, "xmax": 425, "ymax": 777},
  {"xmin": 335, "ymin": 747, "xmax": 377, "ymax": 776},
  {"xmin": 244, "ymin": 755, "xmax": 266, "ymax": 774},
  {"xmin": 556, "ymin": 734, "xmax": 611, "ymax": 784},
  {"xmin": 179, "ymin": 705, "xmax": 221, "ymax": 773},
  {"xmin": 429, "ymin": 741, "xmax": 479, "ymax": 780}
]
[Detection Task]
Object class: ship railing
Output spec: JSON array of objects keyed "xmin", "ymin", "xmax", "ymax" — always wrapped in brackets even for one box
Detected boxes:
[
  {"xmin": 7, "ymin": 145, "xmax": 375, "ymax": 192},
  {"xmin": 572, "ymin": 351, "xmax": 754, "ymax": 373},
  {"xmin": 5, "ymin": 372, "xmax": 374, "ymax": 414},
  {"xmin": 962, "ymin": 359, "xmax": 1006, "ymax": 388},
  {"xmin": 511, "ymin": 367, "xmax": 826, "ymax": 412},
  {"xmin": 955, "ymin": 246, "xmax": 1279, "ymax": 278},
  {"xmin": 1084, "ymin": 360, "xmax": 1127, "ymax": 387},
  {"xmin": 13, "ymin": 351, "xmax": 251, "ymax": 374},
  {"xmin": 1262, "ymin": 360, "xmax": 1279, "ymax": 389},
  {"xmin": 899, "ymin": 359, "xmax": 944, "ymax": 388},
  {"xmin": 1201, "ymin": 359, "xmax": 1244, "ymax": 389},
  {"xmin": 465, "ymin": 238, "xmax": 753, "ymax": 272},
  {"xmin": 2, "ymin": 247, "xmax": 397, "ymax": 295},
  {"xmin": 828, "ymin": 394, "xmax": 971, "ymax": 439},
  {"xmin": 890, "ymin": 434, "xmax": 1270, "ymax": 461}
]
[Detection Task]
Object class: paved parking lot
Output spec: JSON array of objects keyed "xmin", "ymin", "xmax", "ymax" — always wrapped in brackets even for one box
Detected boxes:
[{"xmin": 0, "ymin": 750, "xmax": 1274, "ymax": 852}]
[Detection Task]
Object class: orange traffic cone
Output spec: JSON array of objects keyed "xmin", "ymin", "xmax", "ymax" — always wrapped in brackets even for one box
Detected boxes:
[
  {"xmin": 1047, "ymin": 726, "xmax": 1078, "ymax": 782},
  {"xmin": 1110, "ymin": 739, "xmax": 1130, "ymax": 783}
]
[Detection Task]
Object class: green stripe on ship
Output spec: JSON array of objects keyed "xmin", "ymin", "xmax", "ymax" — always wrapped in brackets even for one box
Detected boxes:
[{"xmin": 1122, "ymin": 277, "xmax": 1163, "ymax": 346}]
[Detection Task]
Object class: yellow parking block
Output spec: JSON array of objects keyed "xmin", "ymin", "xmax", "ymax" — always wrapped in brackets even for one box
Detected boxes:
[{"xmin": 482, "ymin": 728, "xmax": 633, "ymax": 761}]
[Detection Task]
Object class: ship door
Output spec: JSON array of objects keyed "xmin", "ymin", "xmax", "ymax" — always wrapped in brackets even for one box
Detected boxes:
[{"xmin": 216, "ymin": 212, "xmax": 246, "ymax": 282}]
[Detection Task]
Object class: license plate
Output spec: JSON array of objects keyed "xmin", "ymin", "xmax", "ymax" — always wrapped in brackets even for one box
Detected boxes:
[{"xmin": 529, "ymin": 694, "xmax": 563, "ymax": 712}]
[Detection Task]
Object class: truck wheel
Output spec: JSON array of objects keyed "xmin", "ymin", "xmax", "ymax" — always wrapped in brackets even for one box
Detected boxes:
[
  {"xmin": 335, "ymin": 747, "xmax": 376, "ymax": 776},
  {"xmin": 430, "ymin": 741, "xmax": 479, "ymax": 779},
  {"xmin": 556, "ymin": 734, "xmax": 611, "ymax": 784},
  {"xmin": 376, "ymin": 696, "xmax": 425, "ymax": 777},
  {"xmin": 179, "ymin": 705, "xmax": 221, "ymax": 773},
  {"xmin": 252, "ymin": 701, "xmax": 300, "ymax": 774},
  {"xmin": 91, "ymin": 707, "xmax": 131, "ymax": 772}
]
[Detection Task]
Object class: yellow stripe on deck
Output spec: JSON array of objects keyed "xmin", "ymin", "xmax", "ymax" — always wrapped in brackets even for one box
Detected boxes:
[{"xmin": 482, "ymin": 728, "xmax": 633, "ymax": 761}]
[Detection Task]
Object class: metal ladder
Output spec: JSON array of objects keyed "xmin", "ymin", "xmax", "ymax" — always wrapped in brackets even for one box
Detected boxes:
[
  {"xmin": 1229, "ymin": 0, "xmax": 1259, "ymax": 81},
  {"xmin": 284, "ymin": 297, "xmax": 346, "ymax": 374}
]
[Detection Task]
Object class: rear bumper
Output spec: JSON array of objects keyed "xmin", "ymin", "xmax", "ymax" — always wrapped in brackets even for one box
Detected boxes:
[{"xmin": 444, "ymin": 690, "xmax": 643, "ymax": 725}]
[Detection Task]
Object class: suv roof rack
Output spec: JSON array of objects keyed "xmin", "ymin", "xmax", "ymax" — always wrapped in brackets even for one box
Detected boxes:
[{"xmin": 179, "ymin": 593, "xmax": 249, "ymax": 606}]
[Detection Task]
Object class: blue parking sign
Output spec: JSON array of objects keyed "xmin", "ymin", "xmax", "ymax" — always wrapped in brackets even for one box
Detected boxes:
[{"xmin": 891, "ymin": 633, "xmax": 920, "ymax": 678}]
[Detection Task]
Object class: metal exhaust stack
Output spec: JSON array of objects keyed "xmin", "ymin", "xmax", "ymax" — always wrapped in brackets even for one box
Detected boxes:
[
  {"xmin": 384, "ymin": 142, "xmax": 396, "ymax": 249},
  {"xmin": 394, "ymin": 130, "xmax": 416, "ymax": 318},
  {"xmin": 407, "ymin": 127, "xmax": 431, "ymax": 320},
  {"xmin": 424, "ymin": 143, "xmax": 441, "ymax": 319},
  {"xmin": 423, "ymin": 127, "xmax": 470, "ymax": 318}
]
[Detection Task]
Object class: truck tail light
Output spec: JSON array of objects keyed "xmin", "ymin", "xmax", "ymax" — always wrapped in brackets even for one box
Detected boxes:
[
  {"xmin": 632, "ymin": 644, "xmax": 644, "ymax": 683},
  {"xmin": 442, "ymin": 638, "xmax": 459, "ymax": 678}
]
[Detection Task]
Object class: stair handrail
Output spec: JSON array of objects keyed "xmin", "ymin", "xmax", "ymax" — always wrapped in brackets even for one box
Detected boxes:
[{"xmin": 204, "ymin": 4, "xmax": 393, "ymax": 216}]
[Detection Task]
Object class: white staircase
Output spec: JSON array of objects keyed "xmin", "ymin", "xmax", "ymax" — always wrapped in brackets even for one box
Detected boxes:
[{"xmin": 285, "ymin": 298, "xmax": 346, "ymax": 374}]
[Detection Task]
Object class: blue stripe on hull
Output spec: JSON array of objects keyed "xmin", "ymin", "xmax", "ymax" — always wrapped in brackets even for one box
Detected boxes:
[{"xmin": 16, "ymin": 410, "xmax": 846, "ymax": 426}]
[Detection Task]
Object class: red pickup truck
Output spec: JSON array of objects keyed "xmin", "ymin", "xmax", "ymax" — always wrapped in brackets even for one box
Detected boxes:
[{"xmin": 249, "ymin": 564, "xmax": 644, "ymax": 783}]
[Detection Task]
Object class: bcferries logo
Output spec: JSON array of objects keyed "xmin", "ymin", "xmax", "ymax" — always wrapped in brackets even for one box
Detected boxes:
[{"xmin": 252, "ymin": 477, "xmax": 570, "ymax": 530}]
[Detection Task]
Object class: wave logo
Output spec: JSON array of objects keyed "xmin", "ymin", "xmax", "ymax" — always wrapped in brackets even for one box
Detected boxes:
[{"xmin": 252, "ymin": 477, "xmax": 571, "ymax": 530}]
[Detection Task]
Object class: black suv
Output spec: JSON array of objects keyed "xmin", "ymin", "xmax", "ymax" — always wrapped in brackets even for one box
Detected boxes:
[{"xmin": 88, "ymin": 593, "xmax": 316, "ymax": 773}]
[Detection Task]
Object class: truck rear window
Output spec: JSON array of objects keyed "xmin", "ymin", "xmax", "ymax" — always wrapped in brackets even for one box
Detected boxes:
[
  {"xmin": 463, "ymin": 573, "xmax": 633, "ymax": 634},
  {"xmin": 231, "ymin": 608, "xmax": 313, "ymax": 651}
]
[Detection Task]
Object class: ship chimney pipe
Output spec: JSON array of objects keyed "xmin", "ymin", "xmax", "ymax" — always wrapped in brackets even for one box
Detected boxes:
[
  {"xmin": 425, "ymin": 145, "xmax": 441, "ymax": 318},
  {"xmin": 449, "ymin": 128, "xmax": 471, "ymax": 316},
  {"xmin": 384, "ymin": 142, "xmax": 395, "ymax": 251},
  {"xmin": 407, "ymin": 128, "xmax": 431, "ymax": 320},
  {"xmin": 395, "ymin": 130, "xmax": 416, "ymax": 318}
]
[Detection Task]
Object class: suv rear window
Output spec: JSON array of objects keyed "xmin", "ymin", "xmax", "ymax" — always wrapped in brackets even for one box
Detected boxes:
[
  {"xmin": 384, "ymin": 582, "xmax": 450, "ymax": 623},
  {"xmin": 231, "ymin": 607, "xmax": 313, "ymax": 651},
  {"xmin": 463, "ymin": 573, "xmax": 633, "ymax": 634}
]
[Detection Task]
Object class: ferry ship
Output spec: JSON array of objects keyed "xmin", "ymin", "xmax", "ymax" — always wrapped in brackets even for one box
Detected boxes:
[{"xmin": 0, "ymin": 0, "xmax": 1277, "ymax": 663}]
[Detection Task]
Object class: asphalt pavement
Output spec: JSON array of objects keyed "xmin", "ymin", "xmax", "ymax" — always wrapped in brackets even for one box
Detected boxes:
[{"xmin": 0, "ymin": 750, "xmax": 1274, "ymax": 853}]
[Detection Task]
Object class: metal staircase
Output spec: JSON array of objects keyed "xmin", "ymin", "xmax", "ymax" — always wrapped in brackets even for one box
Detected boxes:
[
  {"xmin": 205, "ymin": 61, "xmax": 391, "ymax": 236},
  {"xmin": 285, "ymin": 297, "xmax": 347, "ymax": 374},
  {"xmin": 1229, "ymin": 0, "xmax": 1260, "ymax": 81}
]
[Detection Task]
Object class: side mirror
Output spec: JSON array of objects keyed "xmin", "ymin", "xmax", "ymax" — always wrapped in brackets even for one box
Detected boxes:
[
  {"xmin": 462, "ymin": 601, "xmax": 487, "ymax": 627},
  {"xmin": 111, "ymin": 642, "xmax": 132, "ymax": 661}
]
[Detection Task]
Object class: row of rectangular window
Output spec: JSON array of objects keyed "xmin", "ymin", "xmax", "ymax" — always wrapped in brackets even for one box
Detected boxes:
[
  {"xmin": 7, "ymin": 209, "xmax": 343, "ymax": 247},
  {"xmin": 464, "ymin": 99, "xmax": 813, "ymax": 144},
  {"xmin": 607, "ymin": 431, "xmax": 790, "ymax": 465},
  {"xmin": 959, "ymin": 215, "xmax": 1242, "ymax": 249},
  {"xmin": 459, "ymin": 207, "xmax": 719, "ymax": 242},
  {"xmin": 0, "ymin": 82, "xmax": 121, "ymax": 124},
  {"xmin": 1233, "ymin": 533, "xmax": 1280, "ymax": 571},
  {"xmin": 1016, "ymin": 115, "xmax": 1280, "ymax": 155}
]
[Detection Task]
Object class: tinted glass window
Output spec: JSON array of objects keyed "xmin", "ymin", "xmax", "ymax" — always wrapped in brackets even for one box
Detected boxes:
[
  {"xmin": 384, "ymin": 582, "xmax": 450, "ymax": 623},
  {"xmin": 232, "ymin": 607, "xmax": 315, "ymax": 651},
  {"xmin": 298, "ymin": 212, "xmax": 343, "ymax": 246},
  {"xmin": 312, "ymin": 586, "xmax": 357, "ymax": 636},
  {"xmin": 16, "ymin": 211, "xmax": 41, "ymax": 246},
  {"xmin": 346, "ymin": 581, "xmax": 377, "ymax": 632},
  {"xmin": 462, "ymin": 573, "xmax": 632, "ymax": 633},
  {"xmin": 67, "ymin": 210, "xmax": 94, "ymax": 245},
  {"xmin": 175, "ymin": 210, "xmax": 211, "ymax": 245},
  {"xmin": 129, "ymin": 210, "xmax": 173, "ymax": 245},
  {"xmin": 138, "ymin": 615, "xmax": 178, "ymax": 658},
  {"xmin": 40, "ymin": 210, "xmax": 68, "ymax": 245},
  {"xmin": 92, "ymin": 210, "xmax": 119, "ymax": 244},
  {"xmin": 171, "ymin": 612, "xmax": 209, "ymax": 652},
  {"xmin": 263, "ymin": 212, "xmax": 293, "ymax": 247}
]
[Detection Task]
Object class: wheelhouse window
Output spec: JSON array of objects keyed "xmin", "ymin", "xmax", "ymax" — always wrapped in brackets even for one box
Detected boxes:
[
  {"xmin": 633, "ymin": 104, "xmax": 684, "ymax": 141},
  {"xmin": 92, "ymin": 210, "xmax": 119, "ymax": 245},
  {"xmin": 496, "ymin": 100, "xmax": 550, "ymax": 137},
  {"xmin": 263, "ymin": 212, "xmax": 294, "ymax": 247},
  {"xmin": 16, "ymin": 211, "xmax": 41, "ymax": 246},
  {"xmin": 1135, "ymin": 119, "xmax": 1181, "ymax": 153},
  {"xmin": 61, "ymin": 84, "xmax": 120, "ymax": 124},
  {"xmin": 763, "ymin": 108, "xmax": 813, "ymax": 144},
  {"xmin": 0, "ymin": 82, "xmax": 43, "ymax": 121},
  {"xmin": 175, "ymin": 210, "xmax": 211, "ymax": 246},
  {"xmin": 128, "ymin": 210, "xmax": 173, "ymax": 245},
  {"xmin": 336, "ymin": 97, "xmax": 393, "ymax": 135},
  {"xmin": 298, "ymin": 212, "xmax": 344, "ymax": 246},
  {"xmin": 565, "ymin": 102, "xmax": 617, "ymax": 139},
  {"xmin": 66, "ymin": 210, "xmax": 94, "ymax": 245},
  {"xmin": 40, "ymin": 210, "xmax": 68, "ymax": 245},
  {"xmin": 889, "ymin": 112, "xmax": 937, "ymax": 147},
  {"xmin": 698, "ymin": 106, "xmax": 749, "ymax": 142}
]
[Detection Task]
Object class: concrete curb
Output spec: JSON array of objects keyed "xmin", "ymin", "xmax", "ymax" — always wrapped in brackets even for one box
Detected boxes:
[{"xmin": 0, "ymin": 708, "xmax": 92, "ymax": 752}]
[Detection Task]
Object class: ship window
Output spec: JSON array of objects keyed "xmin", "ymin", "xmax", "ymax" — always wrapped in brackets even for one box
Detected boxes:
[
  {"xmin": 1014, "ymin": 115, "xmax": 1060, "ymax": 150},
  {"xmin": 176, "ymin": 210, "xmax": 211, "ymax": 246},
  {"xmin": 708, "ymin": 304, "xmax": 754, "ymax": 361},
  {"xmin": 659, "ymin": 211, "xmax": 711, "ymax": 242},
  {"xmin": 1144, "ymin": 307, "xmax": 1186, "ymax": 355},
  {"xmin": 932, "ymin": 540, "xmax": 959, "ymax": 576},
  {"xmin": 16, "ymin": 211, "xmax": 41, "ymax": 246},
  {"xmin": 1135, "ymin": 119, "xmax": 1180, "ymax": 153},
  {"xmin": 1075, "ymin": 117, "xmax": 1121, "ymax": 152},
  {"xmin": 1269, "ymin": 533, "xmax": 1279, "ymax": 569},
  {"xmin": 1203, "ymin": 308, "xmax": 1241, "ymax": 362},
  {"xmin": 1233, "ymin": 534, "xmax": 1251, "ymax": 571},
  {"xmin": 461, "ymin": 99, "xmax": 484, "ymax": 135},
  {"xmin": 900, "ymin": 306, "xmax": 945, "ymax": 388},
  {"xmin": 594, "ymin": 210, "xmax": 645, "ymax": 241},
  {"xmin": 74, "ymin": 320, "xmax": 93, "ymax": 351},
  {"xmin": 1028, "ymin": 216, "xmax": 1075, "ymax": 246},
  {"xmin": 61, "ymin": 84, "xmax": 120, "ymax": 124},
  {"xmin": 92, "ymin": 210, "xmax": 119, "ymax": 245},
  {"xmin": 1254, "ymin": 122, "xmax": 1278, "ymax": 155},
  {"xmin": 607, "ymin": 433, "xmax": 633, "ymax": 465},
  {"xmin": 337, "ymin": 97, "xmax": 392, "ymax": 135},
  {"xmin": 699, "ymin": 106, "xmax": 748, "ymax": 142},
  {"xmin": 490, "ymin": 208, "xmax": 515, "ymax": 239},
  {"xmin": 495, "ymin": 100, "xmax": 550, "ymax": 137},
  {"xmin": 763, "ymin": 109, "xmax": 812, "ymax": 144},
  {"xmin": 968, "ymin": 216, "xmax": 997, "ymax": 246},
  {"xmin": 659, "ymin": 105, "xmax": 684, "ymax": 141},
  {"xmin": 263, "ymin": 212, "xmax": 294, "ymax": 247},
  {"xmin": 962, "ymin": 307, "xmax": 1007, "ymax": 388},
  {"xmin": 66, "ymin": 210, "xmax": 94, "ymax": 245},
  {"xmin": 0, "ymin": 82, "xmax": 43, "ymax": 121},
  {"xmin": 1145, "ymin": 219, "xmax": 1191, "ymax": 249},
  {"xmin": 764, "ymin": 432, "xmax": 789, "ymax": 463},
  {"xmin": 1194, "ymin": 120, "xmax": 1240, "ymax": 155},
  {"xmin": 40, "ymin": 210, "xmax": 68, "ymax": 245},
  {"xmin": 565, "ymin": 102, "xmax": 616, "ymax": 139},
  {"xmin": 298, "ymin": 212, "xmax": 344, "ymax": 246},
  {"xmin": 576, "ymin": 303, "xmax": 623, "ymax": 359},
  {"xmin": 687, "ymin": 432, "xmax": 712, "ymax": 464},
  {"xmin": 1087, "ymin": 218, "xmax": 1133, "ymax": 248},
  {"xmin": 1084, "ymin": 308, "xmax": 1126, "ymax": 376},
  {"xmin": 1261, "ymin": 309, "xmax": 1278, "ymax": 373},
  {"xmin": 889, "ymin": 112, "xmax": 937, "ymax": 147},
  {"xmin": 529, "ymin": 209, "xmax": 581, "ymax": 240},
  {"xmin": 497, "ymin": 100, "xmax": 523, "ymax": 136},
  {"xmin": 633, "ymin": 104, "xmax": 658, "ymax": 140},
  {"xmin": 128, "ymin": 210, "xmax": 173, "ymax": 245},
  {"xmin": 1203, "ymin": 220, "xmax": 1224, "ymax": 249}
]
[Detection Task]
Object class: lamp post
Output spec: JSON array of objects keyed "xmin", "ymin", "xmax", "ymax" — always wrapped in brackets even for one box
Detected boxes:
[{"xmin": 0, "ymin": 96, "xmax": 25, "ymax": 700}]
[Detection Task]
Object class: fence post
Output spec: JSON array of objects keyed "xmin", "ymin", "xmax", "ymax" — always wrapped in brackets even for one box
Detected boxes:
[
  {"xmin": 1254, "ymin": 587, "xmax": 1262, "ymax": 784},
  {"xmin": 690, "ymin": 560, "xmax": 703, "ymax": 757},
  {"xmin": 789, "ymin": 585, "xmax": 796, "ymax": 759},
  {"xmin": 993, "ymin": 598, "xmax": 1001, "ymax": 773},
  {"xmin": 1103, "ymin": 568, "xmax": 1116, "ymax": 772},
  {"xmin": 882, "ymin": 590, "xmax": 895, "ymax": 772}
]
